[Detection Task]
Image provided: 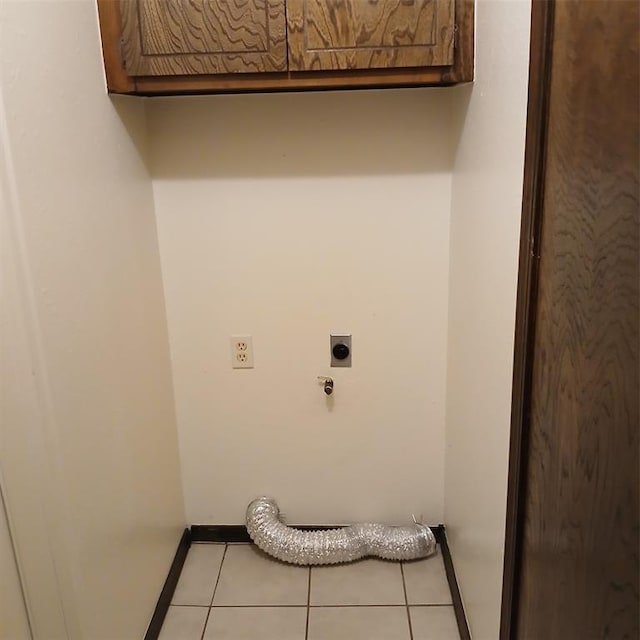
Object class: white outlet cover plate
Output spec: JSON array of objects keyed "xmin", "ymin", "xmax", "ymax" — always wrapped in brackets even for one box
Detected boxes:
[{"xmin": 230, "ymin": 335, "xmax": 254, "ymax": 369}]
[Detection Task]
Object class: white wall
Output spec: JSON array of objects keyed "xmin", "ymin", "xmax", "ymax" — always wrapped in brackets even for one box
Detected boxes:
[
  {"xmin": 149, "ymin": 90, "xmax": 457, "ymax": 524},
  {"xmin": 445, "ymin": 0, "xmax": 531, "ymax": 638},
  {"xmin": 0, "ymin": 490, "xmax": 30, "ymax": 640},
  {"xmin": 0, "ymin": 1, "xmax": 185, "ymax": 638},
  {"xmin": 1, "ymin": 121, "xmax": 68, "ymax": 638}
]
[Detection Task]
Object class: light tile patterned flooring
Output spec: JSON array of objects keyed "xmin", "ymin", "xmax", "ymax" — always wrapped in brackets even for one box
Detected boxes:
[{"xmin": 159, "ymin": 542, "xmax": 460, "ymax": 640}]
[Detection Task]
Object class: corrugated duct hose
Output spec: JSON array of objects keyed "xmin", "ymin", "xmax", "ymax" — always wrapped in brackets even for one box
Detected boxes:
[{"xmin": 246, "ymin": 496, "xmax": 436, "ymax": 565}]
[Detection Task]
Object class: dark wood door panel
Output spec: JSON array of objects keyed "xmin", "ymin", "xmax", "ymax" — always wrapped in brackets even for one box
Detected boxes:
[
  {"xmin": 139, "ymin": 0, "xmax": 269, "ymax": 55},
  {"xmin": 511, "ymin": 1, "xmax": 639, "ymax": 638},
  {"xmin": 286, "ymin": 0, "xmax": 455, "ymax": 71},
  {"xmin": 120, "ymin": 0, "xmax": 287, "ymax": 75}
]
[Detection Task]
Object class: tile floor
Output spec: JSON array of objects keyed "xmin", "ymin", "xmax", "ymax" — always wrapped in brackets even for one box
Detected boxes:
[{"xmin": 158, "ymin": 542, "xmax": 460, "ymax": 640}]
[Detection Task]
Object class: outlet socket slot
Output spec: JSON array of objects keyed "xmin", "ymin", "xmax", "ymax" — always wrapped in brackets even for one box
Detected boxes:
[{"xmin": 230, "ymin": 336, "xmax": 254, "ymax": 369}]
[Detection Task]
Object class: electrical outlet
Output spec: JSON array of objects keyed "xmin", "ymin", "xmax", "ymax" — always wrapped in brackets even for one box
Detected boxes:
[{"xmin": 230, "ymin": 336, "xmax": 254, "ymax": 369}]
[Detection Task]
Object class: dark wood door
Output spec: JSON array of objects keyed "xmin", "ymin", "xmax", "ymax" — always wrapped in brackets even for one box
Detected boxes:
[
  {"xmin": 503, "ymin": 1, "xmax": 639, "ymax": 638},
  {"xmin": 286, "ymin": 0, "xmax": 455, "ymax": 71},
  {"xmin": 120, "ymin": 0, "xmax": 287, "ymax": 75}
]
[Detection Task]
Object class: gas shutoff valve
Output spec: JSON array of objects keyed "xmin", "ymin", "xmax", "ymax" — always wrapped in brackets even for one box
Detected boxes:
[{"xmin": 317, "ymin": 376, "xmax": 334, "ymax": 395}]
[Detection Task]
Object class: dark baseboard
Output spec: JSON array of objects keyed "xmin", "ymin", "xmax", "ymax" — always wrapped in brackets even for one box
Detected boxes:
[
  {"xmin": 430, "ymin": 523, "xmax": 445, "ymax": 544},
  {"xmin": 191, "ymin": 524, "xmax": 252, "ymax": 542},
  {"xmin": 191, "ymin": 523, "xmax": 446, "ymax": 544},
  {"xmin": 439, "ymin": 527, "xmax": 471, "ymax": 640},
  {"xmin": 144, "ymin": 528, "xmax": 191, "ymax": 640},
  {"xmin": 190, "ymin": 523, "xmax": 371, "ymax": 543}
]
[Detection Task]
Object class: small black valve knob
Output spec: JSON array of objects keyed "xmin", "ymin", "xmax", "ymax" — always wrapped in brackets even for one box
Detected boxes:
[{"xmin": 332, "ymin": 343, "xmax": 350, "ymax": 360}]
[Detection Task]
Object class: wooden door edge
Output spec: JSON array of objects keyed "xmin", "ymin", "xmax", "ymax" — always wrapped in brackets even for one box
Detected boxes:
[
  {"xmin": 96, "ymin": 0, "xmax": 136, "ymax": 93},
  {"xmin": 499, "ymin": 1, "xmax": 555, "ymax": 638},
  {"xmin": 451, "ymin": 0, "xmax": 474, "ymax": 82}
]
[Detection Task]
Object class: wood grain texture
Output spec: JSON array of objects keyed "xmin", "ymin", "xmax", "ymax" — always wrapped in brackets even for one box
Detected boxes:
[
  {"xmin": 515, "ymin": 1, "xmax": 639, "ymax": 638},
  {"xmin": 500, "ymin": 1, "xmax": 554, "ymax": 636},
  {"xmin": 139, "ymin": 0, "xmax": 268, "ymax": 54},
  {"xmin": 130, "ymin": 66, "xmax": 451, "ymax": 93},
  {"xmin": 97, "ymin": 0, "xmax": 472, "ymax": 92},
  {"xmin": 120, "ymin": 0, "xmax": 287, "ymax": 75},
  {"xmin": 286, "ymin": 0, "xmax": 454, "ymax": 71},
  {"xmin": 97, "ymin": 0, "xmax": 136, "ymax": 92},
  {"xmin": 449, "ymin": 0, "xmax": 472, "ymax": 83}
]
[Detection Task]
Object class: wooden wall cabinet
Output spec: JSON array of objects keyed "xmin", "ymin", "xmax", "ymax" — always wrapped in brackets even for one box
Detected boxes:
[{"xmin": 98, "ymin": 0, "xmax": 473, "ymax": 95}]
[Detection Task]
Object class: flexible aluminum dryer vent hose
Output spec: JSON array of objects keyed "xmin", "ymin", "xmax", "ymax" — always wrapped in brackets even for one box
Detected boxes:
[{"xmin": 246, "ymin": 497, "xmax": 436, "ymax": 565}]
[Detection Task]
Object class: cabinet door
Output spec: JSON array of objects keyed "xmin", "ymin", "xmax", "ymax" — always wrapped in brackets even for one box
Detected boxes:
[
  {"xmin": 120, "ymin": 0, "xmax": 287, "ymax": 75},
  {"xmin": 286, "ymin": 0, "xmax": 455, "ymax": 71}
]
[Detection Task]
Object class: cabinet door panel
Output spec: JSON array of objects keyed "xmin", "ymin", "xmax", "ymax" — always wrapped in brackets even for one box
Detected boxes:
[
  {"xmin": 286, "ymin": 0, "xmax": 454, "ymax": 71},
  {"xmin": 121, "ymin": 0, "xmax": 287, "ymax": 75}
]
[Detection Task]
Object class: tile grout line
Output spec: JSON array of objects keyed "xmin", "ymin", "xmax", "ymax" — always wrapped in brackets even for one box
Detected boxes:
[
  {"xmin": 308, "ymin": 604, "xmax": 425, "ymax": 608},
  {"xmin": 172, "ymin": 604, "xmax": 307, "ymax": 608},
  {"xmin": 400, "ymin": 563, "xmax": 414, "ymax": 640},
  {"xmin": 199, "ymin": 543, "xmax": 228, "ymax": 640},
  {"xmin": 304, "ymin": 566, "xmax": 312, "ymax": 640},
  {"xmin": 209, "ymin": 544, "xmax": 229, "ymax": 606}
]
